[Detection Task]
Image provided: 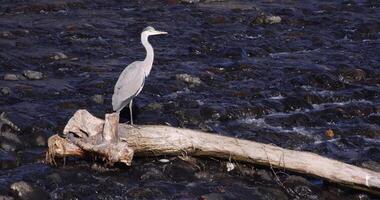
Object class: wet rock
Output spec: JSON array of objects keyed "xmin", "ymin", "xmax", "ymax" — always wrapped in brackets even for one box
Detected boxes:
[
  {"xmin": 0, "ymin": 132, "xmax": 23, "ymax": 151},
  {"xmin": 200, "ymin": 193, "xmax": 224, "ymax": 200},
  {"xmin": 0, "ymin": 151, "xmax": 18, "ymax": 169},
  {"xmin": 1, "ymin": 87, "xmax": 11, "ymax": 96},
  {"xmin": 251, "ymin": 15, "xmax": 282, "ymax": 25},
  {"xmin": 10, "ymin": 181, "xmax": 48, "ymax": 200},
  {"xmin": 23, "ymin": 70, "xmax": 43, "ymax": 80},
  {"xmin": 284, "ymin": 175, "xmax": 318, "ymax": 199},
  {"xmin": 140, "ymin": 168, "xmax": 166, "ymax": 181},
  {"xmin": 145, "ymin": 102, "xmax": 163, "ymax": 111},
  {"xmin": 361, "ymin": 160, "xmax": 380, "ymax": 172},
  {"xmin": 91, "ymin": 94, "xmax": 104, "ymax": 104},
  {"xmin": 47, "ymin": 173, "xmax": 62, "ymax": 185},
  {"xmin": 51, "ymin": 52, "xmax": 68, "ymax": 60},
  {"xmin": 339, "ymin": 68, "xmax": 366, "ymax": 82},
  {"xmin": 3, "ymin": 74, "xmax": 19, "ymax": 81},
  {"xmin": 176, "ymin": 73, "xmax": 202, "ymax": 86},
  {"xmin": 200, "ymin": 105, "xmax": 226, "ymax": 120},
  {"xmin": 34, "ymin": 134, "xmax": 46, "ymax": 147},
  {"xmin": 256, "ymin": 169, "xmax": 272, "ymax": 181}
]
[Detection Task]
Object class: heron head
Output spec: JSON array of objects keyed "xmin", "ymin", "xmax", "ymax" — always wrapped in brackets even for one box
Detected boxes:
[{"xmin": 143, "ymin": 26, "xmax": 168, "ymax": 36}]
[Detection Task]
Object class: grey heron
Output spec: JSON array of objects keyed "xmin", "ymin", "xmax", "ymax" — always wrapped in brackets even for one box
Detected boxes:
[{"xmin": 112, "ymin": 26, "xmax": 167, "ymax": 124}]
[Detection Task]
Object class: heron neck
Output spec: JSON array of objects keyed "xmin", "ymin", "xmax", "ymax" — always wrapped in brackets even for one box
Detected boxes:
[{"xmin": 141, "ymin": 34, "xmax": 154, "ymax": 76}]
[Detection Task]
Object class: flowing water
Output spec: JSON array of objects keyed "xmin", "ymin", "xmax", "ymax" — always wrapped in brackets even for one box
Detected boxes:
[{"xmin": 0, "ymin": 0, "xmax": 379, "ymax": 199}]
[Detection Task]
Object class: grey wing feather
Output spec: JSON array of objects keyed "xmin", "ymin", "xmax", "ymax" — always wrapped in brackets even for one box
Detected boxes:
[{"xmin": 112, "ymin": 61, "xmax": 146, "ymax": 112}]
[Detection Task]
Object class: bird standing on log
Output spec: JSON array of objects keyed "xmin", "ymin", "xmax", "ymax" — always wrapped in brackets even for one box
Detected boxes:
[{"xmin": 112, "ymin": 26, "xmax": 167, "ymax": 124}]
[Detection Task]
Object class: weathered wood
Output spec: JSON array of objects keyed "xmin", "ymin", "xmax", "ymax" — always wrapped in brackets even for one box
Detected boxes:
[{"xmin": 47, "ymin": 109, "xmax": 380, "ymax": 195}]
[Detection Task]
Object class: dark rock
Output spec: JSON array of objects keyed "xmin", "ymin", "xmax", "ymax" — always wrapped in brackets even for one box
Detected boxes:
[
  {"xmin": 256, "ymin": 169, "xmax": 272, "ymax": 181},
  {"xmin": 339, "ymin": 68, "xmax": 366, "ymax": 82},
  {"xmin": 144, "ymin": 102, "xmax": 163, "ymax": 111},
  {"xmin": 200, "ymin": 193, "xmax": 224, "ymax": 200},
  {"xmin": 0, "ymin": 151, "xmax": 18, "ymax": 169},
  {"xmin": 23, "ymin": 70, "xmax": 43, "ymax": 80},
  {"xmin": 47, "ymin": 173, "xmax": 62, "ymax": 185},
  {"xmin": 10, "ymin": 181, "xmax": 48, "ymax": 200},
  {"xmin": 200, "ymin": 105, "xmax": 226, "ymax": 120},
  {"xmin": 361, "ymin": 160, "xmax": 380, "ymax": 172},
  {"xmin": 0, "ymin": 132, "xmax": 23, "ymax": 151}
]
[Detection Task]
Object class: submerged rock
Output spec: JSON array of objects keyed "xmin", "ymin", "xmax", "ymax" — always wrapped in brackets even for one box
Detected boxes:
[
  {"xmin": 0, "ymin": 151, "xmax": 17, "ymax": 169},
  {"xmin": 10, "ymin": 181, "xmax": 48, "ymax": 200},
  {"xmin": 251, "ymin": 15, "xmax": 282, "ymax": 25},
  {"xmin": 91, "ymin": 94, "xmax": 104, "ymax": 104},
  {"xmin": 23, "ymin": 70, "xmax": 43, "ymax": 80}
]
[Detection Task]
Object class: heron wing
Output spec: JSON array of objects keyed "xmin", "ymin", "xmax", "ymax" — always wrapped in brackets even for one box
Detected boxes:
[{"xmin": 112, "ymin": 61, "xmax": 146, "ymax": 112}]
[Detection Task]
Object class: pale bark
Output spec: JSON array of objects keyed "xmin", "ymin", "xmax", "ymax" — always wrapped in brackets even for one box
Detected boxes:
[{"xmin": 47, "ymin": 109, "xmax": 380, "ymax": 195}]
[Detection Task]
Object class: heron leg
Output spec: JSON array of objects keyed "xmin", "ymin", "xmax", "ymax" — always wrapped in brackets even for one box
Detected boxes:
[{"xmin": 129, "ymin": 99, "xmax": 134, "ymax": 125}]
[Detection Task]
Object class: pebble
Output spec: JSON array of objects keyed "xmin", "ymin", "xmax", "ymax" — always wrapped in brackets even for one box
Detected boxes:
[
  {"xmin": 4, "ymin": 74, "xmax": 19, "ymax": 81},
  {"xmin": 175, "ymin": 73, "xmax": 202, "ymax": 86},
  {"xmin": 10, "ymin": 181, "xmax": 48, "ymax": 200},
  {"xmin": 1, "ymin": 87, "xmax": 11, "ymax": 96},
  {"xmin": 91, "ymin": 94, "xmax": 104, "ymax": 104},
  {"xmin": 51, "ymin": 52, "xmax": 68, "ymax": 60},
  {"xmin": 23, "ymin": 70, "xmax": 43, "ymax": 80}
]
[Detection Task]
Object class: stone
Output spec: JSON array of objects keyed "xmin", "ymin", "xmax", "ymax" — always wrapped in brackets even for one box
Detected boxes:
[
  {"xmin": 51, "ymin": 52, "xmax": 68, "ymax": 60},
  {"xmin": 23, "ymin": 70, "xmax": 43, "ymax": 80},
  {"xmin": 10, "ymin": 181, "xmax": 48, "ymax": 200},
  {"xmin": 47, "ymin": 173, "xmax": 62, "ymax": 185},
  {"xmin": 252, "ymin": 15, "xmax": 282, "ymax": 25},
  {"xmin": 91, "ymin": 94, "xmax": 104, "ymax": 104},
  {"xmin": 4, "ymin": 74, "xmax": 18, "ymax": 81},
  {"xmin": 256, "ymin": 169, "xmax": 272, "ymax": 181},
  {"xmin": 34, "ymin": 134, "xmax": 46, "ymax": 147},
  {"xmin": 1, "ymin": 87, "xmax": 11, "ymax": 96},
  {"xmin": 145, "ymin": 102, "xmax": 163, "ymax": 111},
  {"xmin": 175, "ymin": 73, "xmax": 202, "ymax": 86},
  {"xmin": 265, "ymin": 16, "xmax": 282, "ymax": 24},
  {"xmin": 0, "ymin": 151, "xmax": 17, "ymax": 169}
]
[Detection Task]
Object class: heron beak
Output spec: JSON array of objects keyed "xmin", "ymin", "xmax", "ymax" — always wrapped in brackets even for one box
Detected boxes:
[{"xmin": 152, "ymin": 30, "xmax": 168, "ymax": 35}]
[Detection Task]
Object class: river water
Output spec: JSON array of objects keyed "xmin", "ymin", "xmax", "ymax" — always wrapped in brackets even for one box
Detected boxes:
[{"xmin": 0, "ymin": 0, "xmax": 379, "ymax": 199}]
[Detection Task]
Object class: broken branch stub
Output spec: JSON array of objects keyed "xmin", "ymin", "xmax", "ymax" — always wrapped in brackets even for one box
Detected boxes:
[
  {"xmin": 60, "ymin": 109, "xmax": 133, "ymax": 165},
  {"xmin": 47, "ymin": 109, "xmax": 380, "ymax": 195}
]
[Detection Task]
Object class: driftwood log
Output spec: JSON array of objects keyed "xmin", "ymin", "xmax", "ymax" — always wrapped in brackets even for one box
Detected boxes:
[{"xmin": 47, "ymin": 109, "xmax": 380, "ymax": 195}]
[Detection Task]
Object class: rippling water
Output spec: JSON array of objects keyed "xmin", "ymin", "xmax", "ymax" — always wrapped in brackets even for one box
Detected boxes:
[{"xmin": 0, "ymin": 0, "xmax": 379, "ymax": 199}]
